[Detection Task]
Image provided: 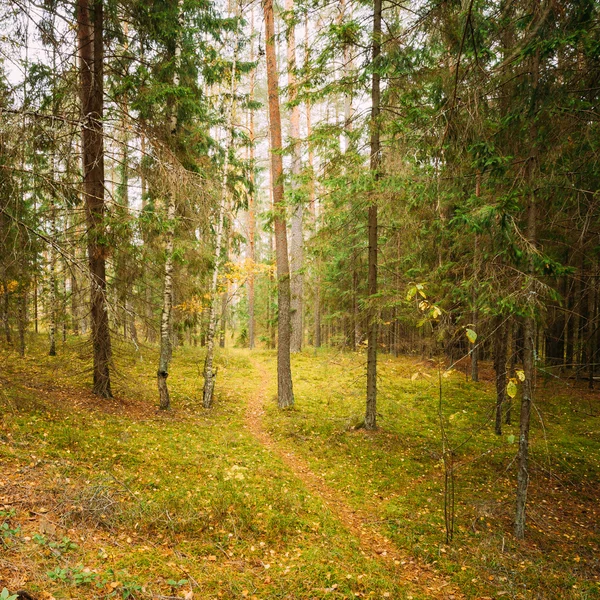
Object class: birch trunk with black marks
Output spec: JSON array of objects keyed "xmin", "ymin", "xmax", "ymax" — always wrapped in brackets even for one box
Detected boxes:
[
  {"xmin": 202, "ymin": 17, "xmax": 239, "ymax": 408},
  {"xmin": 49, "ymin": 42, "xmax": 58, "ymax": 357},
  {"xmin": 287, "ymin": 0, "xmax": 303, "ymax": 353},
  {"xmin": 304, "ymin": 23, "xmax": 319, "ymax": 348},
  {"xmin": 48, "ymin": 198, "xmax": 57, "ymax": 356},
  {"xmin": 247, "ymin": 7, "xmax": 256, "ymax": 350},
  {"xmin": 157, "ymin": 0, "xmax": 183, "ymax": 410},
  {"xmin": 157, "ymin": 195, "xmax": 176, "ymax": 410}
]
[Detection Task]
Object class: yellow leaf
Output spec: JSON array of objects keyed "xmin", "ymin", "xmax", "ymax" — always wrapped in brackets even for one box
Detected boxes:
[
  {"xmin": 516, "ymin": 369, "xmax": 525, "ymax": 382},
  {"xmin": 507, "ymin": 379, "xmax": 517, "ymax": 399}
]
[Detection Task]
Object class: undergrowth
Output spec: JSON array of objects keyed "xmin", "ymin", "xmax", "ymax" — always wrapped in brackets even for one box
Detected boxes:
[{"xmin": 0, "ymin": 335, "xmax": 598, "ymax": 599}]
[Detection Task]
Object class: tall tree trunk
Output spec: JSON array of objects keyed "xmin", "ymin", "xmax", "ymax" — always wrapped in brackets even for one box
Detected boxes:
[
  {"xmin": 365, "ymin": 0, "xmax": 382, "ymax": 430},
  {"xmin": 264, "ymin": 0, "xmax": 294, "ymax": 407},
  {"xmin": 71, "ymin": 270, "xmax": 80, "ymax": 336},
  {"xmin": 515, "ymin": 16, "xmax": 540, "ymax": 537},
  {"xmin": 78, "ymin": 0, "xmax": 112, "ymax": 397},
  {"xmin": 17, "ymin": 286, "xmax": 26, "ymax": 357},
  {"xmin": 247, "ymin": 7, "xmax": 256, "ymax": 350},
  {"xmin": 219, "ymin": 288, "xmax": 228, "ymax": 348},
  {"xmin": 34, "ymin": 274, "xmax": 38, "ymax": 333},
  {"xmin": 471, "ymin": 172, "xmax": 481, "ymax": 381},
  {"xmin": 287, "ymin": 0, "xmax": 303, "ymax": 353},
  {"xmin": 49, "ymin": 42, "xmax": 58, "ymax": 356},
  {"xmin": 157, "ymin": 194, "xmax": 175, "ymax": 410},
  {"xmin": 48, "ymin": 200, "xmax": 57, "ymax": 356},
  {"xmin": 203, "ymin": 21, "xmax": 238, "ymax": 408},
  {"xmin": 588, "ymin": 268, "xmax": 598, "ymax": 390},
  {"xmin": 494, "ymin": 317, "xmax": 509, "ymax": 435},
  {"xmin": 304, "ymin": 37, "xmax": 319, "ymax": 348},
  {"xmin": 2, "ymin": 278, "xmax": 11, "ymax": 344},
  {"xmin": 573, "ymin": 254, "xmax": 584, "ymax": 376},
  {"xmin": 157, "ymin": 0, "xmax": 183, "ymax": 410},
  {"xmin": 140, "ymin": 132, "xmax": 154, "ymax": 344}
]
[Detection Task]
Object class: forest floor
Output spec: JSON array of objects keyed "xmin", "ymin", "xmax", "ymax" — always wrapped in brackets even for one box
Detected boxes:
[{"xmin": 0, "ymin": 336, "xmax": 599, "ymax": 600}]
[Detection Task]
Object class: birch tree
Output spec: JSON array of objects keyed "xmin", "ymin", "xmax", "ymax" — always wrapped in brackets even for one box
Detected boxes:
[{"xmin": 202, "ymin": 9, "xmax": 240, "ymax": 408}]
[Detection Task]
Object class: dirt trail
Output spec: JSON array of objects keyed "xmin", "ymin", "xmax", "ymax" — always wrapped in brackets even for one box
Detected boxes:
[{"xmin": 244, "ymin": 357, "xmax": 462, "ymax": 600}]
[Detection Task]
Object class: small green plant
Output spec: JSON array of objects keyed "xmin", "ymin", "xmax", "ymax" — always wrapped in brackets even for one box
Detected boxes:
[
  {"xmin": 34, "ymin": 534, "xmax": 77, "ymax": 554},
  {"xmin": 97, "ymin": 569, "xmax": 142, "ymax": 599},
  {"xmin": 0, "ymin": 509, "xmax": 20, "ymax": 544},
  {"xmin": 167, "ymin": 578, "xmax": 188, "ymax": 593},
  {"xmin": 47, "ymin": 565, "xmax": 97, "ymax": 586},
  {"xmin": 0, "ymin": 589, "xmax": 19, "ymax": 600},
  {"xmin": 47, "ymin": 566, "xmax": 69, "ymax": 582},
  {"xmin": 71, "ymin": 565, "xmax": 97, "ymax": 585},
  {"xmin": 50, "ymin": 536, "xmax": 78, "ymax": 553}
]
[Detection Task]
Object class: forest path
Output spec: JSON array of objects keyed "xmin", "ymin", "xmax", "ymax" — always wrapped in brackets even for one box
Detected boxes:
[{"xmin": 244, "ymin": 355, "xmax": 462, "ymax": 600}]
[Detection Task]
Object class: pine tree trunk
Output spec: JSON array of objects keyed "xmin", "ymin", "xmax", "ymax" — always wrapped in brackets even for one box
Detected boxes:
[
  {"xmin": 264, "ymin": 0, "xmax": 294, "ymax": 408},
  {"xmin": 365, "ymin": 0, "xmax": 382, "ymax": 430},
  {"xmin": 494, "ymin": 317, "xmax": 509, "ymax": 435},
  {"xmin": 71, "ymin": 271, "xmax": 80, "ymax": 336},
  {"xmin": 506, "ymin": 321, "xmax": 519, "ymax": 425},
  {"xmin": 588, "ymin": 269, "xmax": 597, "ymax": 390},
  {"xmin": 17, "ymin": 286, "xmax": 26, "ymax": 357},
  {"xmin": 471, "ymin": 172, "xmax": 481, "ymax": 381},
  {"xmin": 515, "ymin": 25, "xmax": 540, "ymax": 537},
  {"xmin": 34, "ymin": 274, "xmax": 38, "ymax": 334},
  {"xmin": 78, "ymin": 0, "xmax": 112, "ymax": 397},
  {"xmin": 515, "ymin": 311, "xmax": 535, "ymax": 539},
  {"xmin": 573, "ymin": 254, "xmax": 584, "ymax": 376},
  {"xmin": 2, "ymin": 280, "xmax": 10, "ymax": 344}
]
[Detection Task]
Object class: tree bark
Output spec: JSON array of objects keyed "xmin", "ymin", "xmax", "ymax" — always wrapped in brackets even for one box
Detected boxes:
[
  {"xmin": 157, "ymin": 0, "xmax": 184, "ymax": 410},
  {"xmin": 203, "ymin": 17, "xmax": 238, "ymax": 407},
  {"xmin": 365, "ymin": 0, "xmax": 382, "ymax": 430},
  {"xmin": 247, "ymin": 7, "xmax": 256, "ymax": 350},
  {"xmin": 264, "ymin": 0, "xmax": 294, "ymax": 408},
  {"xmin": 287, "ymin": 0, "xmax": 303, "ymax": 353},
  {"xmin": 1, "ymin": 279, "xmax": 10, "ymax": 344},
  {"xmin": 48, "ymin": 199, "xmax": 57, "ymax": 357},
  {"xmin": 304, "ymin": 47, "xmax": 319, "ymax": 349},
  {"xmin": 77, "ymin": 0, "xmax": 112, "ymax": 397},
  {"xmin": 515, "ymin": 13, "xmax": 540, "ymax": 536},
  {"xmin": 494, "ymin": 317, "xmax": 509, "ymax": 435},
  {"xmin": 157, "ymin": 195, "xmax": 176, "ymax": 410}
]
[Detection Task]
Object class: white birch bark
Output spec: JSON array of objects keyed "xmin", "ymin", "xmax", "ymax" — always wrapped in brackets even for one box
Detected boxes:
[
  {"xmin": 287, "ymin": 0, "xmax": 303, "ymax": 352},
  {"xmin": 202, "ymin": 13, "xmax": 239, "ymax": 408},
  {"xmin": 157, "ymin": 0, "xmax": 183, "ymax": 410}
]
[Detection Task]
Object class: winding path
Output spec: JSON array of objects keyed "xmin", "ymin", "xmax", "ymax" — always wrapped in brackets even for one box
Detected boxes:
[{"xmin": 244, "ymin": 356, "xmax": 462, "ymax": 599}]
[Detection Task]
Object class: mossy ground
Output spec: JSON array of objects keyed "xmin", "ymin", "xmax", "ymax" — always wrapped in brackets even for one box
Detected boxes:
[{"xmin": 0, "ymin": 335, "xmax": 598, "ymax": 599}]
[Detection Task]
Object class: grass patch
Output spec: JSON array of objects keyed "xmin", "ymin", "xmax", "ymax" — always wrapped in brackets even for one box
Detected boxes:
[
  {"xmin": 252, "ymin": 349, "xmax": 600, "ymax": 600},
  {"xmin": 0, "ymin": 337, "xmax": 415, "ymax": 599}
]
